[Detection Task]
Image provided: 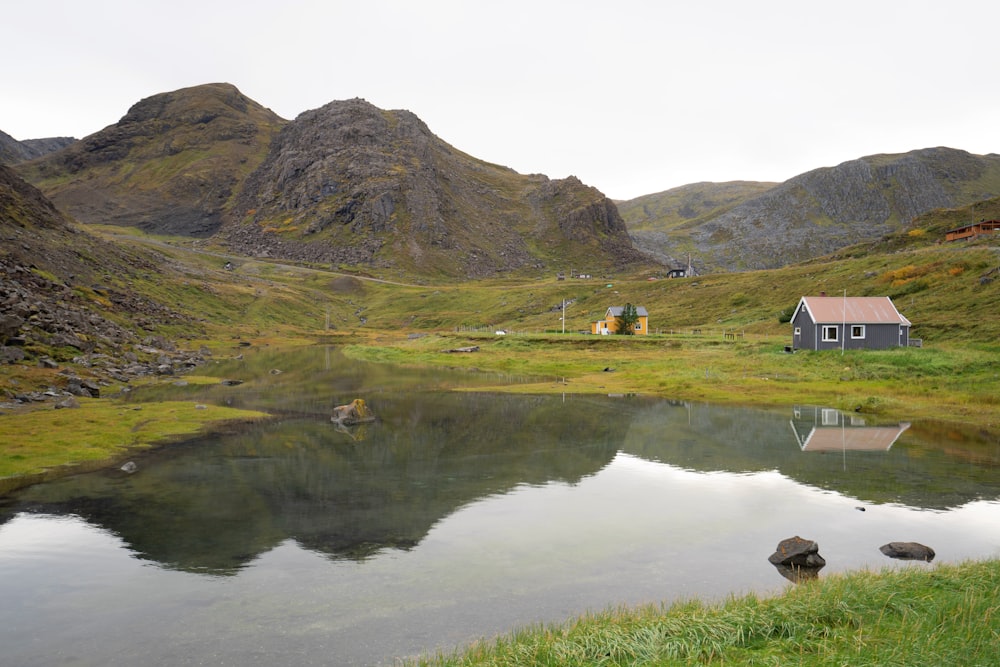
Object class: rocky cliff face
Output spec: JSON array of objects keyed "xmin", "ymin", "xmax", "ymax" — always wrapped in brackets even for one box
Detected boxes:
[
  {"xmin": 227, "ymin": 98, "xmax": 641, "ymax": 277},
  {"xmin": 622, "ymin": 147, "xmax": 1000, "ymax": 273},
  {"xmin": 19, "ymin": 83, "xmax": 285, "ymax": 237}
]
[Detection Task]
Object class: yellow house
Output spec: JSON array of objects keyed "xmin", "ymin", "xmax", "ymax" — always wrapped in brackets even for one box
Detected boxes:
[{"xmin": 591, "ymin": 306, "xmax": 649, "ymax": 335}]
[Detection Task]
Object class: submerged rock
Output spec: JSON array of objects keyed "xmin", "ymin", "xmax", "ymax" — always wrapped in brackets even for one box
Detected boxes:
[
  {"xmin": 879, "ymin": 542, "xmax": 935, "ymax": 561},
  {"xmin": 331, "ymin": 398, "xmax": 375, "ymax": 426}
]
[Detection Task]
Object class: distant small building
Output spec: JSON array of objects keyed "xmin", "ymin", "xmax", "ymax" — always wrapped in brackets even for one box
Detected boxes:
[
  {"xmin": 666, "ymin": 268, "xmax": 686, "ymax": 279},
  {"xmin": 945, "ymin": 220, "xmax": 1000, "ymax": 242},
  {"xmin": 592, "ymin": 306, "xmax": 649, "ymax": 335},
  {"xmin": 791, "ymin": 296, "xmax": 911, "ymax": 350}
]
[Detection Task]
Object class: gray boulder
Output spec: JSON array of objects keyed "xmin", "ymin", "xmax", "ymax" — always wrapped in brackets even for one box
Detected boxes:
[
  {"xmin": 768, "ymin": 535, "xmax": 826, "ymax": 568},
  {"xmin": 879, "ymin": 542, "xmax": 935, "ymax": 562}
]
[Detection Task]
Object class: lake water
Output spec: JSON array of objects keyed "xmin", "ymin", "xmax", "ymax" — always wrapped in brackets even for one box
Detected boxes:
[{"xmin": 1, "ymin": 346, "xmax": 999, "ymax": 666}]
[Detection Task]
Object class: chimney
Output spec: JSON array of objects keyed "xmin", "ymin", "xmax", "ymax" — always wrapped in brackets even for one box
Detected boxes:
[{"xmin": 820, "ymin": 291, "xmax": 826, "ymax": 297}]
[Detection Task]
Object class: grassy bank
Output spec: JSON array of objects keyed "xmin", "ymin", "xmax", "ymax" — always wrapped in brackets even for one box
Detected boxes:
[
  {"xmin": 414, "ymin": 559, "xmax": 1000, "ymax": 666},
  {"xmin": 343, "ymin": 332, "xmax": 1000, "ymax": 431},
  {"xmin": 0, "ymin": 397, "xmax": 267, "ymax": 492}
]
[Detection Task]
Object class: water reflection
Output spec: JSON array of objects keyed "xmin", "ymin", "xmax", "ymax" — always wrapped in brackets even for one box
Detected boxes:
[
  {"xmin": 3, "ymin": 392, "xmax": 625, "ymax": 574},
  {"xmin": 622, "ymin": 402, "xmax": 999, "ymax": 510},
  {"xmin": 790, "ymin": 406, "xmax": 910, "ymax": 452},
  {"xmin": 1, "ymin": 348, "xmax": 998, "ymax": 578},
  {"xmin": 1, "ymin": 347, "xmax": 1000, "ymax": 665}
]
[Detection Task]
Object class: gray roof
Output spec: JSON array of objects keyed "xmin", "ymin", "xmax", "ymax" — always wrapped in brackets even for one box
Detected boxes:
[{"xmin": 607, "ymin": 306, "xmax": 648, "ymax": 317}]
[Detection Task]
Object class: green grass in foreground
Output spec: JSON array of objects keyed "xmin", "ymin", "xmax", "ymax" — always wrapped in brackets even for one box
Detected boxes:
[{"xmin": 415, "ymin": 559, "xmax": 1000, "ymax": 666}]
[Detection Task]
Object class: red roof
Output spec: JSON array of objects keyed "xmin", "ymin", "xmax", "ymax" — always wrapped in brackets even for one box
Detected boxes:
[{"xmin": 797, "ymin": 296, "xmax": 911, "ymax": 326}]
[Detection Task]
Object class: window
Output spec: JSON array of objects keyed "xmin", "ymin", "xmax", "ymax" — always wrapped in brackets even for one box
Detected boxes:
[
  {"xmin": 821, "ymin": 408, "xmax": 840, "ymax": 426},
  {"xmin": 822, "ymin": 325, "xmax": 838, "ymax": 342},
  {"xmin": 794, "ymin": 327, "xmax": 801, "ymax": 336},
  {"xmin": 635, "ymin": 321, "xmax": 642, "ymax": 331},
  {"xmin": 851, "ymin": 325, "xmax": 865, "ymax": 339}
]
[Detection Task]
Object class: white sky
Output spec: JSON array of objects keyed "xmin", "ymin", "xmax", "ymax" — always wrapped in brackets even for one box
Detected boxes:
[{"xmin": 4, "ymin": 0, "xmax": 998, "ymax": 200}]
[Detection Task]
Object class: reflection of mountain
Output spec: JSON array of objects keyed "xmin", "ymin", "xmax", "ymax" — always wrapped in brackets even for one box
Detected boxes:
[
  {"xmin": 133, "ymin": 345, "xmax": 547, "ymax": 416},
  {"xmin": 620, "ymin": 401, "xmax": 1000, "ymax": 510},
  {"xmin": 2, "ymin": 392, "xmax": 625, "ymax": 575},
  {"xmin": 4, "ymin": 339, "xmax": 998, "ymax": 578},
  {"xmin": 789, "ymin": 406, "xmax": 910, "ymax": 451}
]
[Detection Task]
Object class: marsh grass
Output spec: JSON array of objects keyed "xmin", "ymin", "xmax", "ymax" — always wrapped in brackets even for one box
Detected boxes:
[{"xmin": 415, "ymin": 560, "xmax": 1000, "ymax": 666}]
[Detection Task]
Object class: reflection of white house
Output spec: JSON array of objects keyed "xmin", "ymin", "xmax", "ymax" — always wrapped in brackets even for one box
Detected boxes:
[{"xmin": 789, "ymin": 406, "xmax": 910, "ymax": 451}]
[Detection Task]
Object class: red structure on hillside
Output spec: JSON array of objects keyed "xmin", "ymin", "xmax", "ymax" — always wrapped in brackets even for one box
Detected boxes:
[{"xmin": 945, "ymin": 220, "xmax": 1000, "ymax": 242}]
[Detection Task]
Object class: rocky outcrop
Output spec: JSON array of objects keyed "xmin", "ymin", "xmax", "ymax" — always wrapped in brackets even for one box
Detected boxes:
[{"xmin": 227, "ymin": 98, "xmax": 642, "ymax": 277}]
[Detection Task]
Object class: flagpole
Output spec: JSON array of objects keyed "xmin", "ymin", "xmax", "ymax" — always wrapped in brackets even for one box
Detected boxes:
[{"xmin": 841, "ymin": 289, "xmax": 847, "ymax": 356}]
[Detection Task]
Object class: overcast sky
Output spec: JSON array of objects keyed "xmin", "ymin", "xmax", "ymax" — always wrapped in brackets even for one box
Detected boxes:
[{"xmin": 4, "ymin": 0, "xmax": 998, "ymax": 200}]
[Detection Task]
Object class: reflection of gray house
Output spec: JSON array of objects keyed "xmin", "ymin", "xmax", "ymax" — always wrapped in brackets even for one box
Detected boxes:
[
  {"xmin": 791, "ymin": 296, "xmax": 911, "ymax": 351},
  {"xmin": 789, "ymin": 406, "xmax": 910, "ymax": 451}
]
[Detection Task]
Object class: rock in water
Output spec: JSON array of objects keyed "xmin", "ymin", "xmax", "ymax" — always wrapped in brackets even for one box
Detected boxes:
[
  {"xmin": 768, "ymin": 536, "xmax": 826, "ymax": 568},
  {"xmin": 879, "ymin": 542, "xmax": 935, "ymax": 561}
]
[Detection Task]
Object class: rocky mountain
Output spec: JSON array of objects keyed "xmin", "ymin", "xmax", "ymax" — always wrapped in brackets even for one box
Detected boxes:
[
  {"xmin": 616, "ymin": 181, "xmax": 777, "ymax": 268},
  {"xmin": 226, "ymin": 97, "xmax": 642, "ymax": 277},
  {"xmin": 18, "ymin": 83, "xmax": 285, "ymax": 237},
  {"xmin": 19, "ymin": 84, "xmax": 645, "ymax": 278},
  {"xmin": 621, "ymin": 148, "xmax": 1000, "ymax": 273},
  {"xmin": 0, "ymin": 129, "xmax": 75, "ymax": 166},
  {"xmin": 17, "ymin": 83, "xmax": 1000, "ymax": 277}
]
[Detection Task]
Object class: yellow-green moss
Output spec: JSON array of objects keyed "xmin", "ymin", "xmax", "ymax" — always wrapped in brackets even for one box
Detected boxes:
[{"xmin": 0, "ymin": 399, "xmax": 268, "ymax": 483}]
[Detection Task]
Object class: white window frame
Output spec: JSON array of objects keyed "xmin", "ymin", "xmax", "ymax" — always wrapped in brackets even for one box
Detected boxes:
[
  {"xmin": 794, "ymin": 327, "xmax": 801, "ymax": 336},
  {"xmin": 851, "ymin": 324, "xmax": 865, "ymax": 339},
  {"xmin": 822, "ymin": 325, "xmax": 839, "ymax": 342},
  {"xmin": 821, "ymin": 408, "xmax": 840, "ymax": 426}
]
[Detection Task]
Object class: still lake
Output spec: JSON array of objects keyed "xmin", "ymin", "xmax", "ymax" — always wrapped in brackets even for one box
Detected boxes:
[{"xmin": 1, "ymin": 346, "xmax": 999, "ymax": 666}]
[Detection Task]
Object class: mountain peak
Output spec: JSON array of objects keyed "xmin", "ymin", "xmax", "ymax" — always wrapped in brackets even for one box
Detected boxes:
[{"xmin": 19, "ymin": 83, "xmax": 286, "ymax": 236}]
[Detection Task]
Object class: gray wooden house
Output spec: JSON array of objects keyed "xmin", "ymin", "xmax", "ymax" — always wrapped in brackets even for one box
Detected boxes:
[{"xmin": 791, "ymin": 296, "xmax": 912, "ymax": 351}]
